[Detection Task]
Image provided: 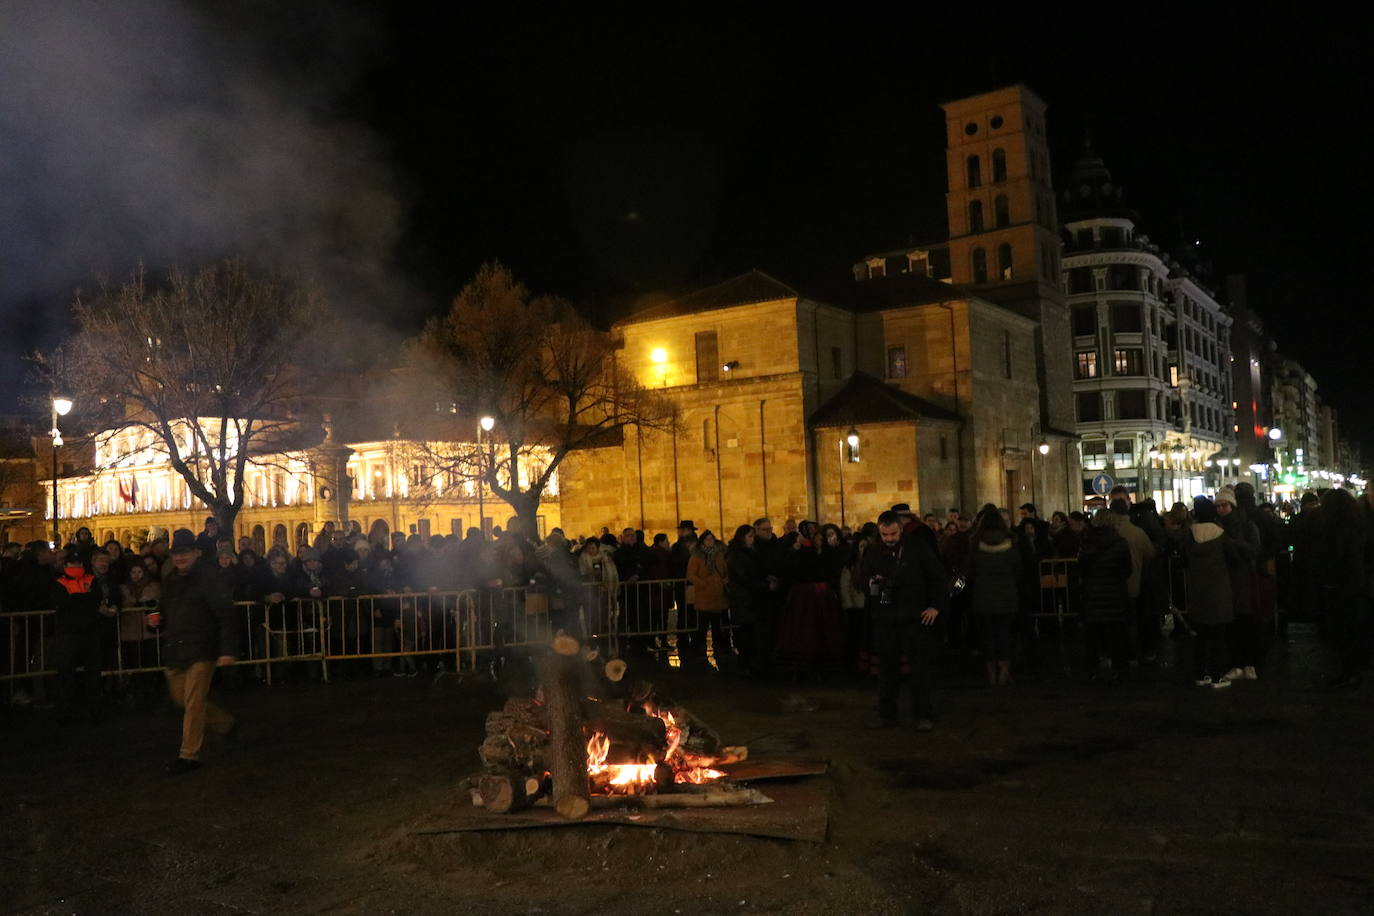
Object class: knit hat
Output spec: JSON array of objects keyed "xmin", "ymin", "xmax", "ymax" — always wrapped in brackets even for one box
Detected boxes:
[
  {"xmin": 1193, "ymin": 496, "xmax": 1218, "ymax": 523},
  {"xmin": 1215, "ymin": 487, "xmax": 1237, "ymax": 507}
]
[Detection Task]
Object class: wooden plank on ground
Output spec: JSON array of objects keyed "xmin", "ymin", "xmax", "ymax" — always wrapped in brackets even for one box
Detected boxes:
[
  {"xmin": 412, "ymin": 782, "xmax": 829, "ymax": 843},
  {"xmin": 721, "ymin": 759, "xmax": 829, "ymax": 782}
]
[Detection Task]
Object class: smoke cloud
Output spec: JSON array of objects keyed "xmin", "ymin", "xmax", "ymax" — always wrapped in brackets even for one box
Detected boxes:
[{"xmin": 0, "ymin": 1, "xmax": 414, "ymax": 396}]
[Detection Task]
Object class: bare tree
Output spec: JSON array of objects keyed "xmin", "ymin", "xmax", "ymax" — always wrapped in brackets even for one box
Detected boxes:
[
  {"xmin": 61, "ymin": 259, "xmax": 324, "ymax": 534},
  {"xmin": 405, "ymin": 262, "xmax": 673, "ymax": 537}
]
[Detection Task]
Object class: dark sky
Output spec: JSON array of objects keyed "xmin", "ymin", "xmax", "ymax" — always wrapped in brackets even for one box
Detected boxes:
[{"xmin": 2, "ymin": 5, "xmax": 1368, "ymax": 449}]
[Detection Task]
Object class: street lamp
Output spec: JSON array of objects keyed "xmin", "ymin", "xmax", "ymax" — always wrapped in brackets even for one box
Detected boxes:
[
  {"xmin": 1038, "ymin": 440, "xmax": 1050, "ymax": 456},
  {"xmin": 477, "ymin": 416, "xmax": 495, "ymax": 538},
  {"xmin": 838, "ymin": 427, "xmax": 859, "ymax": 528},
  {"xmin": 51, "ymin": 395, "xmax": 73, "ymax": 548},
  {"xmin": 650, "ymin": 347, "xmax": 668, "ymax": 387}
]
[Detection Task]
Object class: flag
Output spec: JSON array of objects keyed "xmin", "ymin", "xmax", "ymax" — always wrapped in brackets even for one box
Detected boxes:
[{"xmin": 118, "ymin": 477, "xmax": 140, "ymax": 507}]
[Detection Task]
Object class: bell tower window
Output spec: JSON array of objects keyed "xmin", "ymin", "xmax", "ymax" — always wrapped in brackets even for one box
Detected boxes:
[
  {"xmin": 966, "ymin": 155, "xmax": 981, "ymax": 188},
  {"xmin": 992, "ymin": 148, "xmax": 1007, "ymax": 183},
  {"xmin": 969, "ymin": 200, "xmax": 985, "ymax": 233}
]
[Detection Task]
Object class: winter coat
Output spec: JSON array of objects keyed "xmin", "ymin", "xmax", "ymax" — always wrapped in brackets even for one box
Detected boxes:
[
  {"xmin": 1179, "ymin": 522, "xmax": 1234, "ymax": 626},
  {"xmin": 159, "ymin": 558, "xmax": 241, "ymax": 668},
  {"xmin": 969, "ymin": 535, "xmax": 1021, "ymax": 617},
  {"xmin": 725, "ymin": 543, "xmax": 767, "ymax": 624},
  {"xmin": 1077, "ymin": 525, "xmax": 1131, "ymax": 620},
  {"xmin": 1106, "ymin": 514, "xmax": 1156, "ymax": 599},
  {"xmin": 858, "ymin": 537, "xmax": 949, "ymax": 625},
  {"xmin": 118, "ymin": 579, "xmax": 161, "ymax": 642},
  {"xmin": 687, "ymin": 547, "xmax": 729, "ymax": 613},
  {"xmin": 578, "ymin": 549, "xmax": 620, "ymax": 591},
  {"xmin": 1218, "ymin": 512, "xmax": 1259, "ymax": 616}
]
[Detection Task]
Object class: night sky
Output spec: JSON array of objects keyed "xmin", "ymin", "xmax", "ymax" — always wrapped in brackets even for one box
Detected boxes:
[{"xmin": 2, "ymin": 5, "xmax": 1368, "ymax": 450}]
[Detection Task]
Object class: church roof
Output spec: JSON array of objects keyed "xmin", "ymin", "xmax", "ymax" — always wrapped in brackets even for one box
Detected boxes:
[
  {"xmin": 810, "ymin": 371, "xmax": 961, "ymax": 428},
  {"xmin": 618, "ymin": 270, "xmax": 802, "ymax": 325},
  {"xmin": 829, "ymin": 271, "xmax": 966, "ymax": 313}
]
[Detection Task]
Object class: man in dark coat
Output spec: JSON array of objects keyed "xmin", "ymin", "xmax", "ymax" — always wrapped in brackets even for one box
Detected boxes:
[
  {"xmin": 861, "ymin": 511, "xmax": 949, "ymax": 730},
  {"xmin": 1079, "ymin": 509, "xmax": 1133, "ymax": 678},
  {"xmin": 160, "ymin": 528, "xmax": 241, "ymax": 774}
]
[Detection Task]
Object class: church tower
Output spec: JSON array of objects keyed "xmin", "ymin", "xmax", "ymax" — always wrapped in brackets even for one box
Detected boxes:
[{"xmin": 941, "ymin": 85, "xmax": 1075, "ymax": 436}]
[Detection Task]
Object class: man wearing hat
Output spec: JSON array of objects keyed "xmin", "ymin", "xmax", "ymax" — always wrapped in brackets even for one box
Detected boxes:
[
  {"xmin": 160, "ymin": 528, "xmax": 241, "ymax": 774},
  {"xmin": 892, "ymin": 503, "xmax": 937, "ymax": 553},
  {"xmin": 670, "ymin": 521, "xmax": 698, "ymax": 640}
]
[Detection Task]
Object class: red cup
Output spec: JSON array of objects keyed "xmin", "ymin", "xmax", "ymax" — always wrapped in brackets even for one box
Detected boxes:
[{"xmin": 146, "ymin": 611, "xmax": 162, "ymax": 628}]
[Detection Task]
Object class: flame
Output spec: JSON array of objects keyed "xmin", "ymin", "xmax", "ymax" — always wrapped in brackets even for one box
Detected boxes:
[{"xmin": 585, "ymin": 730, "xmax": 661, "ymax": 795}]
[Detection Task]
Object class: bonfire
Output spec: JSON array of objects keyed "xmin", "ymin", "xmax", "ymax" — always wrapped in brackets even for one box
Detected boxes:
[{"xmin": 471, "ymin": 635, "xmax": 760, "ymax": 819}]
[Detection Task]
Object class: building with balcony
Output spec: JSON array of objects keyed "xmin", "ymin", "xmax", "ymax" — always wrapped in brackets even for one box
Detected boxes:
[
  {"xmin": 1060, "ymin": 143, "xmax": 1236, "ymax": 507},
  {"xmin": 43, "ymin": 412, "xmax": 561, "ymax": 552}
]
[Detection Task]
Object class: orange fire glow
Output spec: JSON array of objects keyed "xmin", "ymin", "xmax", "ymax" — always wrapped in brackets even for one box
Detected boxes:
[{"xmin": 583, "ymin": 706, "xmax": 725, "ymax": 795}]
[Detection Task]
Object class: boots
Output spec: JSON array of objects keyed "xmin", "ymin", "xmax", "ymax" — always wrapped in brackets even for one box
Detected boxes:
[{"xmin": 996, "ymin": 660, "xmax": 1012, "ymax": 686}]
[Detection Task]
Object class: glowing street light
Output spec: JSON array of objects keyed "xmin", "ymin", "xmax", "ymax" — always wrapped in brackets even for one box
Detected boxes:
[
  {"xmin": 477, "ymin": 415, "xmax": 495, "ymax": 536},
  {"xmin": 1267, "ymin": 427, "xmax": 1283, "ymax": 441},
  {"xmin": 50, "ymin": 394, "xmax": 73, "ymax": 547},
  {"xmin": 1038, "ymin": 440, "xmax": 1050, "ymax": 456}
]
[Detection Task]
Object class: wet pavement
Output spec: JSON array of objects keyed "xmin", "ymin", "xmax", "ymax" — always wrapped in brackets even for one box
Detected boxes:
[{"xmin": 2, "ymin": 623, "xmax": 1371, "ymax": 914}]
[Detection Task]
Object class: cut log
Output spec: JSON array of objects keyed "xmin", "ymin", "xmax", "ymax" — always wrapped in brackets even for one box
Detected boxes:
[
  {"xmin": 540, "ymin": 652, "xmax": 591, "ymax": 821},
  {"xmin": 555, "ymin": 795, "xmax": 591, "ymax": 819},
  {"xmin": 478, "ymin": 773, "xmax": 532, "ymax": 813},
  {"xmin": 604, "ymin": 658, "xmax": 628, "ymax": 682},
  {"xmin": 551, "ymin": 634, "xmax": 581, "ymax": 656},
  {"xmin": 583, "ymin": 705, "xmax": 668, "ymax": 747}
]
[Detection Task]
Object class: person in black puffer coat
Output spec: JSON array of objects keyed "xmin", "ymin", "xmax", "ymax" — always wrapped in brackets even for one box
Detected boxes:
[{"xmin": 1078, "ymin": 509, "xmax": 1132, "ymax": 679}]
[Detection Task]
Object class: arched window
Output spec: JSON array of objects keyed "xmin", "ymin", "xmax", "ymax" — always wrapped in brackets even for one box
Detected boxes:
[
  {"xmin": 994, "ymin": 195, "xmax": 1009, "ymax": 228},
  {"xmin": 972, "ymin": 248, "xmax": 988, "ymax": 284},
  {"xmin": 992, "ymin": 148, "xmax": 1007, "ymax": 183},
  {"xmin": 272, "ymin": 524, "xmax": 288, "ymax": 549},
  {"xmin": 251, "ymin": 524, "xmax": 266, "ymax": 553},
  {"xmin": 368, "ymin": 519, "xmax": 390, "ymax": 546},
  {"xmin": 966, "ymin": 154, "xmax": 981, "ymax": 188},
  {"xmin": 997, "ymin": 243, "xmax": 1013, "ymax": 279},
  {"xmin": 968, "ymin": 200, "xmax": 985, "ymax": 233}
]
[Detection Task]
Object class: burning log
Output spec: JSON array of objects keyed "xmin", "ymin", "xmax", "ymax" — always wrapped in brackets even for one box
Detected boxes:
[{"xmin": 539, "ymin": 649, "xmax": 591, "ymax": 821}]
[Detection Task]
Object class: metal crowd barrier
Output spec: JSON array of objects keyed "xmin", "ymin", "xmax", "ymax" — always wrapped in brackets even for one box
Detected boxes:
[
  {"xmin": 1033, "ymin": 557, "xmax": 1079, "ymax": 669},
  {"xmin": 3, "ymin": 580, "xmax": 704, "ymax": 693}
]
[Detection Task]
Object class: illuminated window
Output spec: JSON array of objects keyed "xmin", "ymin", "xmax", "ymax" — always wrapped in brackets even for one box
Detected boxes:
[
  {"xmin": 1081, "ymin": 440, "xmax": 1107, "ymax": 469},
  {"xmin": 997, "ymin": 243, "xmax": 1013, "ymax": 279},
  {"xmin": 1075, "ymin": 350, "xmax": 1099, "ymax": 379},
  {"xmin": 1113, "ymin": 438, "xmax": 1135, "ymax": 466},
  {"xmin": 1113, "ymin": 348, "xmax": 1144, "ymax": 376}
]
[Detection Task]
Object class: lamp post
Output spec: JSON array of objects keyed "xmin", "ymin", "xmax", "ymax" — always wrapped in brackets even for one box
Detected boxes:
[
  {"xmin": 477, "ymin": 416, "xmax": 494, "ymax": 538},
  {"xmin": 50, "ymin": 395, "xmax": 73, "ymax": 548},
  {"xmin": 839, "ymin": 427, "xmax": 859, "ymax": 528}
]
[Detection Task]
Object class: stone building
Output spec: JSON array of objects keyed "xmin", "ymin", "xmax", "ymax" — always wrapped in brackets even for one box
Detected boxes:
[
  {"xmin": 555, "ymin": 265, "xmax": 1060, "ymax": 537},
  {"xmin": 43, "ymin": 413, "xmax": 562, "ymax": 551},
  {"xmin": 1060, "ymin": 142, "xmax": 1237, "ymax": 506}
]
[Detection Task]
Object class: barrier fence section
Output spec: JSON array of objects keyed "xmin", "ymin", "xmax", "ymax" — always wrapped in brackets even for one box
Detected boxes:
[
  {"xmin": 2, "ymin": 579, "xmax": 701, "ymax": 690},
  {"xmin": 1034, "ymin": 557, "xmax": 1079, "ymax": 669}
]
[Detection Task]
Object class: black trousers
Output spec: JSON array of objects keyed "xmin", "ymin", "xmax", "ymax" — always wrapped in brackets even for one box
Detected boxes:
[
  {"xmin": 1193, "ymin": 622, "xmax": 1230, "ymax": 681},
  {"xmin": 875, "ymin": 618, "xmax": 935, "ymax": 722},
  {"xmin": 54, "ymin": 631, "xmax": 103, "ymax": 713}
]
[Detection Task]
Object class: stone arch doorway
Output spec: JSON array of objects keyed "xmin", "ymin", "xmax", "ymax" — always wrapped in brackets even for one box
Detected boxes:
[
  {"xmin": 251, "ymin": 524, "xmax": 266, "ymax": 554},
  {"xmin": 294, "ymin": 523, "xmax": 311, "ymax": 552},
  {"xmin": 271, "ymin": 524, "xmax": 288, "ymax": 551}
]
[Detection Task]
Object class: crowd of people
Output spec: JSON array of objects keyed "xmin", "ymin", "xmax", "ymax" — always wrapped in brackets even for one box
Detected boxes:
[{"xmin": 3, "ymin": 481, "xmax": 1372, "ymax": 752}]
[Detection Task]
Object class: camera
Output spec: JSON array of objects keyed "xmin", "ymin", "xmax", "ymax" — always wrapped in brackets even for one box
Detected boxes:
[{"xmin": 869, "ymin": 575, "xmax": 898, "ymax": 606}]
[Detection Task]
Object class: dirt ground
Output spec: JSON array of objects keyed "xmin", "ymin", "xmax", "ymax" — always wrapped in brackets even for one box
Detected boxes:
[{"xmin": 3, "ymin": 625, "xmax": 1373, "ymax": 915}]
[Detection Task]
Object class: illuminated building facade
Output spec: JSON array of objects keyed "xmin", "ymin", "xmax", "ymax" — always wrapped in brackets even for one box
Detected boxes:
[
  {"xmin": 44, "ymin": 416, "xmax": 560, "ymax": 550},
  {"xmin": 1061, "ymin": 142, "xmax": 1236, "ymax": 507}
]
